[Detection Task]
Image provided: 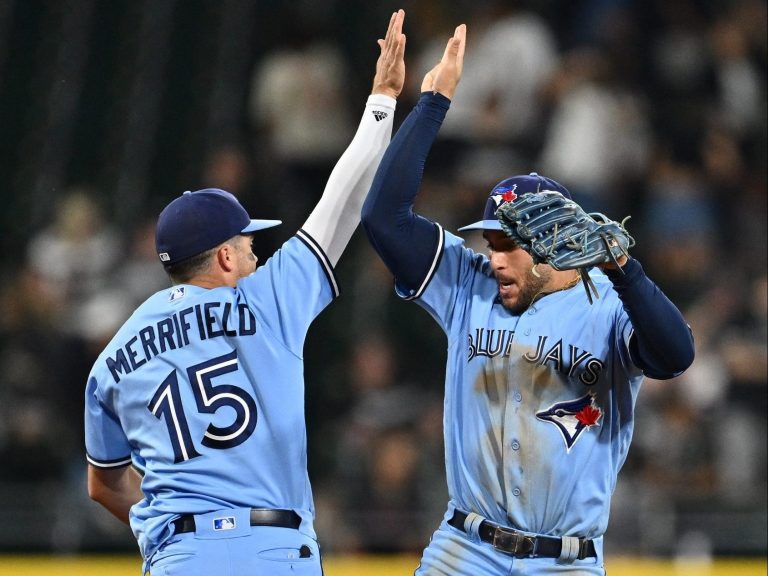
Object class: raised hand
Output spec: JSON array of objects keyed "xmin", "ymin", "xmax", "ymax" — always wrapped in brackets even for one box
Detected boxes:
[
  {"xmin": 372, "ymin": 9, "xmax": 406, "ymax": 99},
  {"xmin": 421, "ymin": 23, "xmax": 466, "ymax": 100}
]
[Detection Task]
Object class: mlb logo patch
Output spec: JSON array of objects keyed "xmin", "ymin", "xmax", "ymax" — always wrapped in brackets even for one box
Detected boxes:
[
  {"xmin": 169, "ymin": 286, "xmax": 186, "ymax": 302},
  {"xmin": 213, "ymin": 516, "xmax": 236, "ymax": 531}
]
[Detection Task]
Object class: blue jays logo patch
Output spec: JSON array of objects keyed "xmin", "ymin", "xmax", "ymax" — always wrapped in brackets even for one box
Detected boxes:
[
  {"xmin": 169, "ymin": 286, "xmax": 186, "ymax": 302},
  {"xmin": 536, "ymin": 394, "xmax": 602, "ymax": 452},
  {"xmin": 491, "ymin": 184, "xmax": 518, "ymax": 207}
]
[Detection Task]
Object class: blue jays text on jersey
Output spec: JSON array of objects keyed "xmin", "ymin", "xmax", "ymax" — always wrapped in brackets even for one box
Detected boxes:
[
  {"xmin": 467, "ymin": 329, "xmax": 605, "ymax": 385},
  {"xmin": 105, "ymin": 299, "xmax": 258, "ymax": 383}
]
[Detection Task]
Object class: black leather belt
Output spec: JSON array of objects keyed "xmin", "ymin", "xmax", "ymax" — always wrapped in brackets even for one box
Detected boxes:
[
  {"xmin": 449, "ymin": 510, "xmax": 596, "ymax": 559},
  {"xmin": 173, "ymin": 508, "xmax": 301, "ymax": 534}
]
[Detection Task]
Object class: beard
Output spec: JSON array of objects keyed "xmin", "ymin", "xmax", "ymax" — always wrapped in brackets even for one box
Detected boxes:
[{"xmin": 501, "ymin": 264, "xmax": 552, "ymax": 314}]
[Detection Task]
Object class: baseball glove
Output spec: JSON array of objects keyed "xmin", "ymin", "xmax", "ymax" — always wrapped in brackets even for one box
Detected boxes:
[{"xmin": 496, "ymin": 191, "xmax": 635, "ymax": 304}]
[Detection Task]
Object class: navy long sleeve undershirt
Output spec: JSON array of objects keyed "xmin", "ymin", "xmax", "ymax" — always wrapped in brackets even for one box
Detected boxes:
[
  {"xmin": 362, "ymin": 92, "xmax": 449, "ymax": 288},
  {"xmin": 362, "ymin": 92, "xmax": 694, "ymax": 379},
  {"xmin": 604, "ymin": 258, "xmax": 694, "ymax": 378}
]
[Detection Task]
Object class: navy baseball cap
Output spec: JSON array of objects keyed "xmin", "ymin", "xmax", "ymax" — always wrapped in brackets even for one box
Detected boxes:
[
  {"xmin": 155, "ymin": 188, "xmax": 281, "ymax": 265},
  {"xmin": 458, "ymin": 172, "xmax": 571, "ymax": 231}
]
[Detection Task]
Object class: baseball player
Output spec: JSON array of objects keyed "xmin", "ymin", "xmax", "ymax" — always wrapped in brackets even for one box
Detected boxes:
[
  {"xmin": 84, "ymin": 10, "xmax": 406, "ymax": 575},
  {"xmin": 361, "ymin": 25, "xmax": 695, "ymax": 575}
]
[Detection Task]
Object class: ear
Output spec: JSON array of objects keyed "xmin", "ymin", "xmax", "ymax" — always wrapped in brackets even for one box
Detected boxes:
[{"xmin": 216, "ymin": 243, "xmax": 237, "ymax": 273}]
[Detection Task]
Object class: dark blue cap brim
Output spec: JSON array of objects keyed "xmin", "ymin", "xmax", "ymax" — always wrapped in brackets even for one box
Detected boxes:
[{"xmin": 242, "ymin": 219, "xmax": 282, "ymax": 233}]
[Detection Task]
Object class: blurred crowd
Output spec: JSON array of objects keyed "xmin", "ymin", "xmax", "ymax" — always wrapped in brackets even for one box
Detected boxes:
[{"xmin": 0, "ymin": 0, "xmax": 765, "ymax": 560}]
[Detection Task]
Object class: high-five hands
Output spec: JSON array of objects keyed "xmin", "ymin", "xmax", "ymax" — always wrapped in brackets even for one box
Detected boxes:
[
  {"xmin": 421, "ymin": 24, "xmax": 466, "ymax": 100},
  {"xmin": 372, "ymin": 9, "xmax": 407, "ymax": 99}
]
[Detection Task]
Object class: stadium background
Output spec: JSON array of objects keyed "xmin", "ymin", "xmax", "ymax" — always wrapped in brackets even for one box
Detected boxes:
[{"xmin": 0, "ymin": 0, "xmax": 765, "ymax": 573}]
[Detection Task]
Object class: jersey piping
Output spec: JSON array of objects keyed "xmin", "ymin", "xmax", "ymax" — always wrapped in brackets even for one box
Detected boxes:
[
  {"xmin": 403, "ymin": 224, "xmax": 445, "ymax": 301},
  {"xmin": 87, "ymin": 452, "xmax": 132, "ymax": 469},
  {"xmin": 297, "ymin": 228, "xmax": 339, "ymax": 298}
]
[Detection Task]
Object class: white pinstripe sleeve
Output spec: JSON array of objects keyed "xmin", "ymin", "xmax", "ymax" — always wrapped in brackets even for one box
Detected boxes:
[{"xmin": 302, "ymin": 93, "xmax": 396, "ymax": 266}]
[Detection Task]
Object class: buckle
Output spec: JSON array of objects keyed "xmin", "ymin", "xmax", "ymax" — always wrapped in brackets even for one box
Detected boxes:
[{"xmin": 492, "ymin": 527, "xmax": 536, "ymax": 558}]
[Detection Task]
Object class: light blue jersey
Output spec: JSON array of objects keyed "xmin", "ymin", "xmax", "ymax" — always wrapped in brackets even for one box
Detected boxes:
[
  {"xmin": 85, "ymin": 232, "xmax": 335, "ymax": 560},
  {"xmin": 403, "ymin": 229, "xmax": 643, "ymax": 539}
]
